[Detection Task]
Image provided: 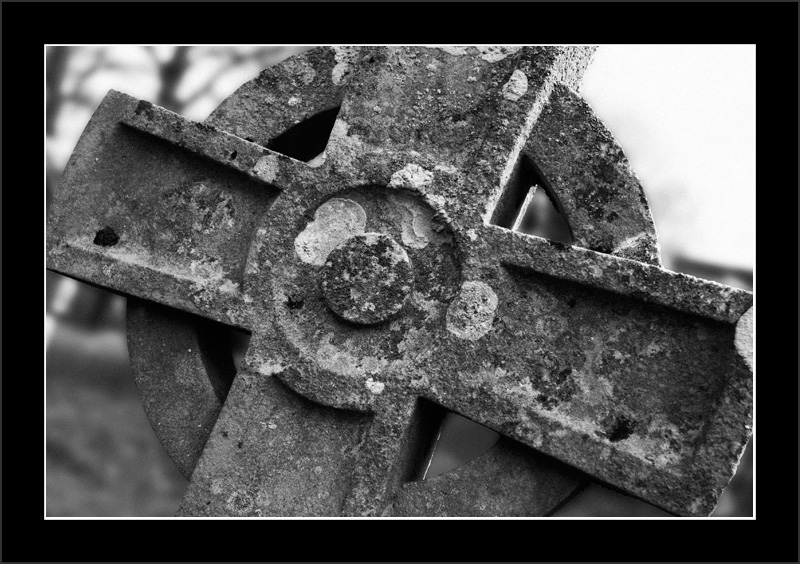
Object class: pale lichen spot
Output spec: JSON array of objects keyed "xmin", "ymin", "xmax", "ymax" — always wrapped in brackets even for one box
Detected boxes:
[
  {"xmin": 365, "ymin": 378, "xmax": 385, "ymax": 395},
  {"xmin": 735, "ymin": 306, "xmax": 753, "ymax": 371},
  {"xmin": 315, "ymin": 335, "xmax": 389, "ymax": 377},
  {"xmin": 502, "ymin": 69, "xmax": 528, "ymax": 101},
  {"xmin": 427, "ymin": 193, "xmax": 447, "ymax": 209},
  {"xmin": 430, "ymin": 45, "xmax": 522, "ymax": 63},
  {"xmin": 294, "ymin": 198, "xmax": 367, "ymax": 265},
  {"xmin": 689, "ymin": 497, "xmax": 705, "ymax": 515},
  {"xmin": 388, "ymin": 163, "xmax": 434, "ymax": 190},
  {"xmin": 218, "ymin": 279, "xmax": 239, "ymax": 295},
  {"xmin": 284, "ymin": 55, "xmax": 317, "ymax": 85},
  {"xmin": 258, "ymin": 360, "xmax": 285, "ymax": 376},
  {"xmin": 325, "ymin": 118, "xmax": 362, "ymax": 170},
  {"xmin": 434, "ymin": 163, "xmax": 459, "ymax": 175},
  {"xmin": 446, "ymin": 281, "xmax": 498, "ymax": 341},
  {"xmin": 332, "ymin": 46, "xmax": 359, "ymax": 85},
  {"xmin": 388, "ymin": 192, "xmax": 446, "ymax": 249},
  {"xmin": 477, "ymin": 46, "xmax": 523, "ymax": 63},
  {"xmin": 253, "ymin": 154, "xmax": 280, "ymax": 183},
  {"xmin": 430, "ymin": 46, "xmax": 469, "ymax": 57}
]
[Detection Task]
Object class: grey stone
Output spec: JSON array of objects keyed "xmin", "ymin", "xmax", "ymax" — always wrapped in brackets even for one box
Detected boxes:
[{"xmin": 46, "ymin": 46, "xmax": 752, "ymax": 517}]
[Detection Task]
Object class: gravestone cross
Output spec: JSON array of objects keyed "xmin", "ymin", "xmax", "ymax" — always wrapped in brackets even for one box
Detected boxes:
[{"xmin": 46, "ymin": 46, "xmax": 753, "ymax": 516}]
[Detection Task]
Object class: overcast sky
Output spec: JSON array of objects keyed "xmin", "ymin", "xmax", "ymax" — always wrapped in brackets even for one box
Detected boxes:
[{"xmin": 582, "ymin": 45, "xmax": 755, "ymax": 270}]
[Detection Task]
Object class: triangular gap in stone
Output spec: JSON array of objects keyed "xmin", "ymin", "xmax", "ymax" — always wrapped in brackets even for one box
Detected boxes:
[
  {"xmin": 421, "ymin": 412, "xmax": 500, "ymax": 480},
  {"xmin": 266, "ymin": 106, "xmax": 341, "ymax": 165},
  {"xmin": 397, "ymin": 398, "xmax": 447, "ymax": 482},
  {"xmin": 406, "ymin": 402, "xmax": 500, "ymax": 482},
  {"xmin": 490, "ymin": 154, "xmax": 574, "ymax": 245},
  {"xmin": 196, "ymin": 320, "xmax": 251, "ymax": 403}
]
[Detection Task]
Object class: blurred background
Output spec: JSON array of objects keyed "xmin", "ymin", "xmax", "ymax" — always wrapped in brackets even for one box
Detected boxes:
[{"xmin": 45, "ymin": 45, "xmax": 754, "ymax": 517}]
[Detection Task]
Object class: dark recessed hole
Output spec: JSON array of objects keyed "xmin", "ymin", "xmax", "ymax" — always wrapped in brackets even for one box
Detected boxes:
[
  {"xmin": 285, "ymin": 295, "xmax": 304, "ymax": 310},
  {"xmin": 490, "ymin": 155, "xmax": 574, "ymax": 245},
  {"xmin": 93, "ymin": 226, "xmax": 119, "ymax": 247},
  {"xmin": 599, "ymin": 414, "xmax": 637, "ymax": 443},
  {"xmin": 229, "ymin": 150, "xmax": 237, "ymax": 160},
  {"xmin": 267, "ymin": 106, "xmax": 340, "ymax": 163}
]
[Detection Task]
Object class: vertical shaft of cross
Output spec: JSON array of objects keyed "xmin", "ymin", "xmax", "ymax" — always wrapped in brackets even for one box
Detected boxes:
[{"xmin": 340, "ymin": 393, "xmax": 423, "ymax": 516}]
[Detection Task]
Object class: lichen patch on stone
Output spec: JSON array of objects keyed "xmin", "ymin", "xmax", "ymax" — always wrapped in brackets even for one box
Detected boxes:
[
  {"xmin": 735, "ymin": 306, "xmax": 753, "ymax": 371},
  {"xmin": 502, "ymin": 69, "xmax": 529, "ymax": 101},
  {"xmin": 253, "ymin": 154, "xmax": 279, "ymax": 183},
  {"xmin": 284, "ymin": 55, "xmax": 317, "ymax": 85},
  {"xmin": 325, "ymin": 118, "xmax": 362, "ymax": 171},
  {"xmin": 388, "ymin": 163, "xmax": 434, "ymax": 190},
  {"xmin": 476, "ymin": 46, "xmax": 523, "ymax": 62},
  {"xmin": 428, "ymin": 46, "xmax": 470, "ymax": 57},
  {"xmin": 446, "ymin": 281, "xmax": 498, "ymax": 340},
  {"xmin": 388, "ymin": 192, "xmax": 447, "ymax": 249},
  {"xmin": 365, "ymin": 378, "xmax": 385, "ymax": 395},
  {"xmin": 315, "ymin": 334, "xmax": 389, "ymax": 377},
  {"xmin": 332, "ymin": 46, "xmax": 359, "ymax": 85},
  {"xmin": 426, "ymin": 45, "xmax": 522, "ymax": 63},
  {"xmin": 294, "ymin": 198, "xmax": 367, "ymax": 265},
  {"xmin": 258, "ymin": 360, "xmax": 285, "ymax": 376}
]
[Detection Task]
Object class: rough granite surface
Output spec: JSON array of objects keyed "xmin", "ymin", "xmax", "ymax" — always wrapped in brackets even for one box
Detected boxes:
[{"xmin": 46, "ymin": 46, "xmax": 753, "ymax": 517}]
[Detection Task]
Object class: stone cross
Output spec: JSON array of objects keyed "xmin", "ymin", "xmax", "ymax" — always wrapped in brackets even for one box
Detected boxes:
[{"xmin": 46, "ymin": 46, "xmax": 753, "ymax": 517}]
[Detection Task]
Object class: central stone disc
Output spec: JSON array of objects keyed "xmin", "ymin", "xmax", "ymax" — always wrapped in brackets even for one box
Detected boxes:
[{"xmin": 322, "ymin": 232, "xmax": 414, "ymax": 325}]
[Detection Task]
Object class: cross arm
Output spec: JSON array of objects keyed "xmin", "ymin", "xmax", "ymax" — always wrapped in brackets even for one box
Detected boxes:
[
  {"xmin": 421, "ymin": 226, "xmax": 752, "ymax": 516},
  {"xmin": 46, "ymin": 90, "xmax": 320, "ymax": 330}
]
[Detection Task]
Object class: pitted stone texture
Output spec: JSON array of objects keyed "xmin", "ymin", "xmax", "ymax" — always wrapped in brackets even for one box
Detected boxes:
[
  {"xmin": 207, "ymin": 48, "xmax": 346, "ymax": 149},
  {"xmin": 46, "ymin": 46, "xmax": 752, "ymax": 517},
  {"xmin": 322, "ymin": 233, "xmax": 414, "ymax": 325},
  {"xmin": 526, "ymin": 84, "xmax": 661, "ymax": 265},
  {"xmin": 177, "ymin": 372, "xmax": 369, "ymax": 517},
  {"xmin": 126, "ymin": 299, "xmax": 234, "ymax": 479},
  {"xmin": 394, "ymin": 437, "xmax": 585, "ymax": 516},
  {"xmin": 446, "ymin": 281, "xmax": 498, "ymax": 341},
  {"xmin": 327, "ymin": 46, "xmax": 597, "ymax": 229},
  {"xmin": 257, "ymin": 185, "xmax": 461, "ymax": 413}
]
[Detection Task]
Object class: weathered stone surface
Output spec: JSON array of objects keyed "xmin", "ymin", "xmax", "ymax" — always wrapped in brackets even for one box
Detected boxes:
[
  {"xmin": 46, "ymin": 46, "xmax": 752, "ymax": 517},
  {"xmin": 322, "ymin": 233, "xmax": 414, "ymax": 325},
  {"xmin": 207, "ymin": 47, "xmax": 347, "ymax": 156},
  {"xmin": 126, "ymin": 299, "xmax": 235, "ymax": 478},
  {"xmin": 526, "ymin": 84, "xmax": 661, "ymax": 264},
  {"xmin": 393, "ymin": 437, "xmax": 585, "ymax": 516},
  {"xmin": 177, "ymin": 370, "xmax": 369, "ymax": 516}
]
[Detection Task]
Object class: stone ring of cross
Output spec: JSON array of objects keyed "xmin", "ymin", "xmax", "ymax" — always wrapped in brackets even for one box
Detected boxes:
[{"xmin": 46, "ymin": 46, "xmax": 753, "ymax": 517}]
